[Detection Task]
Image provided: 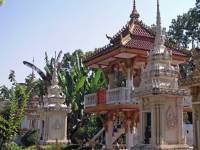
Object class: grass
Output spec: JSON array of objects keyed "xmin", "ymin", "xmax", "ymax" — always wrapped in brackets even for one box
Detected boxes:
[{"xmin": 23, "ymin": 144, "xmax": 68, "ymax": 150}]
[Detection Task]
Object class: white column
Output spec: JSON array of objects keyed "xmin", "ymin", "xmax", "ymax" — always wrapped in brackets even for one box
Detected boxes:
[
  {"xmin": 177, "ymin": 100, "xmax": 184, "ymax": 144},
  {"xmin": 126, "ymin": 68, "xmax": 133, "ymax": 89},
  {"xmin": 151, "ymin": 104, "xmax": 156, "ymax": 144},
  {"xmin": 133, "ymin": 125, "xmax": 139, "ymax": 146},
  {"xmin": 64, "ymin": 115, "xmax": 68, "ymax": 141},
  {"xmin": 126, "ymin": 120, "xmax": 134, "ymax": 149},
  {"xmin": 106, "ymin": 120, "xmax": 113, "ymax": 150}
]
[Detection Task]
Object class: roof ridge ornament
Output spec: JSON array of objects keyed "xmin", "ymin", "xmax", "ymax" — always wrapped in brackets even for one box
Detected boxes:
[{"xmin": 130, "ymin": 0, "xmax": 140, "ymax": 20}]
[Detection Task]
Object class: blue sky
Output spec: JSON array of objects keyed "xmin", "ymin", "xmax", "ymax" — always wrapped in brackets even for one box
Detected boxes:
[{"xmin": 0, "ymin": 0, "xmax": 196, "ymax": 86}]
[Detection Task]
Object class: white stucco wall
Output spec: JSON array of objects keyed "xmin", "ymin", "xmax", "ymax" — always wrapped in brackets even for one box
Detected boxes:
[{"xmin": 183, "ymin": 124, "xmax": 193, "ymax": 146}]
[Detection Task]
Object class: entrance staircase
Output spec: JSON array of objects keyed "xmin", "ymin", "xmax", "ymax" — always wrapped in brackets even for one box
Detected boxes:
[
  {"xmin": 90, "ymin": 126, "xmax": 125, "ymax": 147},
  {"xmin": 112, "ymin": 128, "xmax": 125, "ymax": 143},
  {"xmin": 90, "ymin": 127, "xmax": 105, "ymax": 142}
]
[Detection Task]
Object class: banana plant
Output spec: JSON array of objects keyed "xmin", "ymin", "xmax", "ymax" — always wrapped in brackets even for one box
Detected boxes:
[
  {"xmin": 23, "ymin": 51, "xmax": 63, "ymax": 96},
  {"xmin": 58, "ymin": 50, "xmax": 107, "ymax": 142}
]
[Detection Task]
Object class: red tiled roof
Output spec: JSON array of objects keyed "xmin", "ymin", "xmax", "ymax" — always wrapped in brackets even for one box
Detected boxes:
[
  {"xmin": 125, "ymin": 36, "xmax": 154, "ymax": 50},
  {"xmin": 84, "ymin": 21, "xmax": 188, "ymax": 63},
  {"xmin": 133, "ymin": 24, "xmax": 154, "ymax": 38},
  {"xmin": 125, "ymin": 36, "xmax": 187, "ymax": 57}
]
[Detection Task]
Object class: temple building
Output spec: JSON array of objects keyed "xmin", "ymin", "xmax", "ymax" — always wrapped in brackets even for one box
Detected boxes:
[
  {"xmin": 84, "ymin": 0, "xmax": 192, "ymax": 149},
  {"xmin": 21, "ymin": 58, "xmax": 71, "ymax": 144}
]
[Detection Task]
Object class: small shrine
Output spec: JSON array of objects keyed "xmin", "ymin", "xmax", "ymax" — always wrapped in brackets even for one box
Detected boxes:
[
  {"xmin": 179, "ymin": 48, "xmax": 200, "ymax": 150},
  {"xmin": 133, "ymin": 0, "xmax": 189, "ymax": 149},
  {"xmin": 21, "ymin": 61, "xmax": 40, "ymax": 133},
  {"xmin": 21, "ymin": 57, "xmax": 71, "ymax": 144},
  {"xmin": 38, "ymin": 60, "xmax": 71, "ymax": 144}
]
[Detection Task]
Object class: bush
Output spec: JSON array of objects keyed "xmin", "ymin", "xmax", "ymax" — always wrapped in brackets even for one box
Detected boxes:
[
  {"xmin": 21, "ymin": 130, "xmax": 38, "ymax": 147},
  {"xmin": 3, "ymin": 142, "xmax": 22, "ymax": 150}
]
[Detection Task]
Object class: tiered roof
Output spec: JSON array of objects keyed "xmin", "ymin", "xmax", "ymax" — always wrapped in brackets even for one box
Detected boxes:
[{"xmin": 84, "ymin": 0, "xmax": 189, "ymax": 65}]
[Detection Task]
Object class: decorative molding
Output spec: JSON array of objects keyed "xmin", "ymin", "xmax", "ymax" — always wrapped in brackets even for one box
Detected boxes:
[{"xmin": 166, "ymin": 105, "xmax": 177, "ymax": 129}]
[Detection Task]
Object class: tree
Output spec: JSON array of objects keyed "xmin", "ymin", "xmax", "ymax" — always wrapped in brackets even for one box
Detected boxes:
[
  {"xmin": 0, "ymin": 0, "xmax": 4, "ymax": 6},
  {"xmin": 167, "ymin": 3, "xmax": 200, "ymax": 49},
  {"xmin": 22, "ymin": 50, "xmax": 107, "ymax": 144},
  {"xmin": 0, "ymin": 84, "xmax": 31, "ymax": 148},
  {"xmin": 59, "ymin": 50, "xmax": 107, "ymax": 143},
  {"xmin": 23, "ymin": 51, "xmax": 63, "ymax": 100},
  {"xmin": 9, "ymin": 70, "xmax": 16, "ymax": 85},
  {"xmin": 197, "ymin": 0, "xmax": 200, "ymax": 15},
  {"xmin": 0, "ymin": 85, "xmax": 10, "ymax": 100}
]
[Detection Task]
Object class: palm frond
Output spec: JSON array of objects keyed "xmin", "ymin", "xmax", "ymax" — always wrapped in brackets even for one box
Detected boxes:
[
  {"xmin": 56, "ymin": 50, "xmax": 63, "ymax": 63},
  {"xmin": 23, "ymin": 61, "xmax": 47, "ymax": 81}
]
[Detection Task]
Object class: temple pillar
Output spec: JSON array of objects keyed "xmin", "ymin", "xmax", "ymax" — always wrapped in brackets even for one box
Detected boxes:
[
  {"xmin": 108, "ymin": 73, "xmax": 114, "ymax": 89},
  {"xmin": 126, "ymin": 68, "xmax": 133, "ymax": 89},
  {"xmin": 126, "ymin": 120, "xmax": 134, "ymax": 149},
  {"xmin": 151, "ymin": 104, "xmax": 156, "ymax": 145},
  {"xmin": 64, "ymin": 116, "xmax": 68, "ymax": 141},
  {"xmin": 139, "ymin": 104, "xmax": 144, "ymax": 144},
  {"xmin": 177, "ymin": 99, "xmax": 185, "ymax": 144},
  {"xmin": 105, "ymin": 113, "xmax": 113, "ymax": 150},
  {"xmin": 190, "ymin": 86, "xmax": 200, "ymax": 150},
  {"xmin": 193, "ymin": 104, "xmax": 200, "ymax": 150}
]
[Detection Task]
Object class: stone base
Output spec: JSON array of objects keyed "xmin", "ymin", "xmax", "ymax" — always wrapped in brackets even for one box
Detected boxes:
[
  {"xmin": 131, "ymin": 144, "xmax": 191, "ymax": 150},
  {"xmin": 40, "ymin": 139, "xmax": 69, "ymax": 144}
]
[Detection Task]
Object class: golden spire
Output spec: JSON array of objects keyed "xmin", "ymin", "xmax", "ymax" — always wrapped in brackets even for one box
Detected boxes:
[{"xmin": 130, "ymin": 0, "xmax": 140, "ymax": 20}]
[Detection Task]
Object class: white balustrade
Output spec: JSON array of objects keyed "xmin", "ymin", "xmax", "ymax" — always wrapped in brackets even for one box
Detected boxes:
[
  {"xmin": 106, "ymin": 87, "xmax": 136, "ymax": 104},
  {"xmin": 84, "ymin": 93, "xmax": 97, "ymax": 108},
  {"xmin": 84, "ymin": 87, "xmax": 137, "ymax": 108}
]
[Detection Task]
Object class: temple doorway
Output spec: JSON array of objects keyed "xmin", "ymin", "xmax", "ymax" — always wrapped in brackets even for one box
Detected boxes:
[
  {"xmin": 40, "ymin": 120, "xmax": 44, "ymax": 140},
  {"xmin": 143, "ymin": 112, "xmax": 151, "ymax": 144}
]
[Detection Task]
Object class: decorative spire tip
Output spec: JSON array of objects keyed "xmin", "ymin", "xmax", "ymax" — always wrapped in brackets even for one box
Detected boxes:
[{"xmin": 130, "ymin": 0, "xmax": 140, "ymax": 20}]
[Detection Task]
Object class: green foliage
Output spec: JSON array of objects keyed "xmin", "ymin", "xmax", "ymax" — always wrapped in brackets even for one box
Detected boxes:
[
  {"xmin": 0, "ymin": 85, "xmax": 10, "ymax": 100},
  {"xmin": 8, "ymin": 70, "xmax": 16, "ymax": 85},
  {"xmin": 0, "ymin": 84, "xmax": 31, "ymax": 147},
  {"xmin": 22, "ymin": 50, "xmax": 107, "ymax": 144},
  {"xmin": 3, "ymin": 143, "xmax": 22, "ymax": 150},
  {"xmin": 167, "ymin": 3, "xmax": 200, "ymax": 49},
  {"xmin": 21, "ymin": 130, "xmax": 39, "ymax": 147},
  {"xmin": 0, "ymin": 0, "xmax": 4, "ymax": 6},
  {"xmin": 59, "ymin": 50, "xmax": 106, "ymax": 140}
]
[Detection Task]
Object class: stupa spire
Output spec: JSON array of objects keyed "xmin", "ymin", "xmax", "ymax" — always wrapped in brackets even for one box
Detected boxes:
[
  {"xmin": 156, "ymin": 0, "xmax": 162, "ymax": 39},
  {"xmin": 153, "ymin": 0, "xmax": 166, "ymax": 53},
  {"xmin": 130, "ymin": 0, "xmax": 140, "ymax": 20}
]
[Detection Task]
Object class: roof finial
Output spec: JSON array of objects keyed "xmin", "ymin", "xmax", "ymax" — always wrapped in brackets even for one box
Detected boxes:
[
  {"xmin": 130, "ymin": 0, "xmax": 140, "ymax": 20},
  {"xmin": 133, "ymin": 0, "xmax": 136, "ymax": 10}
]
